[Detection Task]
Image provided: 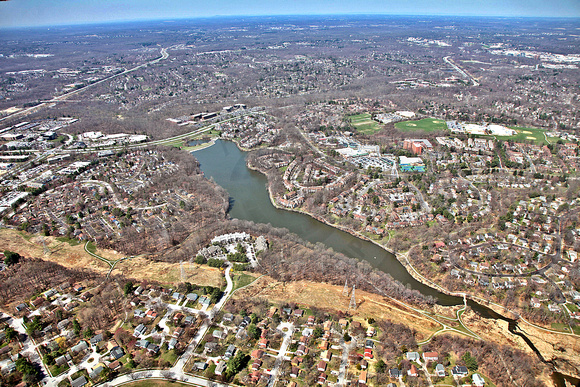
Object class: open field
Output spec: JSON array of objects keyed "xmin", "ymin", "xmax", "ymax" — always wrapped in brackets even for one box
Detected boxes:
[
  {"xmin": 0, "ymin": 229, "xmax": 223, "ymax": 287},
  {"xmin": 115, "ymin": 258, "xmax": 224, "ymax": 287},
  {"xmin": 0, "ymin": 229, "xmax": 111, "ymax": 274},
  {"xmin": 233, "ymin": 275, "xmax": 451, "ymax": 341},
  {"xmin": 494, "ymin": 126, "xmax": 551, "ymax": 145},
  {"xmin": 478, "ymin": 126, "xmax": 561, "ymax": 145},
  {"xmin": 348, "ymin": 113, "xmax": 382, "ymax": 134},
  {"xmin": 395, "ymin": 118, "xmax": 447, "ymax": 132}
]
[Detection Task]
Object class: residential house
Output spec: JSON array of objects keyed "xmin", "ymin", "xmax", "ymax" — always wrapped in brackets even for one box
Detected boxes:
[
  {"xmin": 472, "ymin": 373, "xmax": 485, "ymax": 386},
  {"xmin": 423, "ymin": 351, "xmax": 439, "ymax": 362},
  {"xmin": 71, "ymin": 376, "xmax": 88, "ymax": 387},
  {"xmin": 406, "ymin": 351, "xmax": 420, "ymax": 362},
  {"xmin": 435, "ymin": 364, "xmax": 446, "ymax": 377},
  {"xmin": 252, "ymin": 360, "xmax": 262, "ymax": 371},
  {"xmin": 110, "ymin": 346, "xmax": 124, "ymax": 360},
  {"xmin": 225, "ymin": 344, "xmax": 236, "ymax": 359},
  {"xmin": 90, "ymin": 333, "xmax": 103, "ymax": 346},
  {"xmin": 213, "ymin": 330, "xmax": 225, "ymax": 340},
  {"xmin": 89, "ymin": 366, "xmax": 104, "ymax": 380},
  {"xmin": 389, "ymin": 369, "xmax": 402, "ymax": 378},
  {"xmin": 133, "ymin": 324, "xmax": 147, "ymax": 337},
  {"xmin": 215, "ymin": 360, "xmax": 227, "ymax": 376},
  {"xmin": 108, "ymin": 361, "xmax": 121, "ymax": 371},
  {"xmin": 364, "ymin": 348, "xmax": 373, "ymax": 359},
  {"xmin": 359, "ymin": 370, "xmax": 367, "ymax": 384},
  {"xmin": 54, "ymin": 354, "xmax": 71, "ymax": 366},
  {"xmin": 258, "ymin": 338, "xmax": 269, "ymax": 348},
  {"xmin": 194, "ymin": 362, "xmax": 208, "ymax": 371},
  {"xmin": 317, "ymin": 360, "xmax": 327, "ymax": 372},
  {"xmin": 173, "ymin": 313, "xmax": 184, "ymax": 324},
  {"xmin": 187, "ymin": 293, "xmax": 198, "ymax": 302},
  {"xmin": 296, "ymin": 344, "xmax": 308, "ymax": 356},
  {"xmin": 290, "ymin": 366, "xmax": 300, "ymax": 378},
  {"xmin": 452, "ymin": 365, "xmax": 469, "ymax": 377},
  {"xmin": 251, "ymin": 349, "xmax": 264, "ymax": 359},
  {"xmin": 71, "ymin": 340, "xmax": 88, "ymax": 353}
]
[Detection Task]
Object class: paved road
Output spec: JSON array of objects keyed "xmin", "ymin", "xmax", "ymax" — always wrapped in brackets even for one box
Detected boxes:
[
  {"xmin": 171, "ymin": 266, "xmax": 233, "ymax": 374},
  {"xmin": 0, "ymin": 47, "xmax": 171, "ymax": 123},
  {"xmin": 336, "ymin": 337, "xmax": 356, "ymax": 386},
  {"xmin": 443, "ymin": 56, "xmax": 480, "ymax": 87},
  {"xmin": 267, "ymin": 322, "xmax": 295, "ymax": 387}
]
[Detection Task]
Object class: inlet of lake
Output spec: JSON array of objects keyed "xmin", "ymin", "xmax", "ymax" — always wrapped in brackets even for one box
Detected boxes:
[
  {"xmin": 193, "ymin": 140, "xmax": 579, "ymax": 385},
  {"xmin": 194, "ymin": 140, "xmax": 466, "ymax": 305}
]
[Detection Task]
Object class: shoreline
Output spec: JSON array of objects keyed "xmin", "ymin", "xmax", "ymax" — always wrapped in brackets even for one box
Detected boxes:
[
  {"xmin": 194, "ymin": 139, "xmax": 570, "ymax": 327},
  {"xmin": 191, "ymin": 138, "xmax": 580, "ymax": 381}
]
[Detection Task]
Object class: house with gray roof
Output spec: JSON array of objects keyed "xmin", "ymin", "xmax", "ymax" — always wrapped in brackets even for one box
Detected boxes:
[
  {"xmin": 71, "ymin": 340, "xmax": 88, "ymax": 353},
  {"xmin": 89, "ymin": 365, "xmax": 104, "ymax": 379},
  {"xmin": 71, "ymin": 375, "xmax": 88, "ymax": 387}
]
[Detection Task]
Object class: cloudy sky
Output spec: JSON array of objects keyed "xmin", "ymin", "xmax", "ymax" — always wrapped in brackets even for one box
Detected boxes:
[{"xmin": 1, "ymin": 0, "xmax": 579, "ymax": 28}]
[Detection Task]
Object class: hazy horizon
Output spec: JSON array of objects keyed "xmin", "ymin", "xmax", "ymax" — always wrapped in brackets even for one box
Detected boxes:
[{"xmin": 1, "ymin": 0, "xmax": 579, "ymax": 28}]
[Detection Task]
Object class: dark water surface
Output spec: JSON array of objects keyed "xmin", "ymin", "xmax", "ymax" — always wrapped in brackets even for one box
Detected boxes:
[
  {"xmin": 195, "ymin": 140, "xmax": 463, "ymax": 306},
  {"xmin": 194, "ymin": 140, "xmax": 575, "ymax": 385}
]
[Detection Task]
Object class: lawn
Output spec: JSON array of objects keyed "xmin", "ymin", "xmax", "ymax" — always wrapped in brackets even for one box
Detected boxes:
[
  {"xmin": 551, "ymin": 323, "xmax": 572, "ymax": 333},
  {"xmin": 480, "ymin": 126, "xmax": 557, "ymax": 146},
  {"xmin": 395, "ymin": 118, "xmax": 447, "ymax": 133},
  {"xmin": 349, "ymin": 113, "xmax": 382, "ymax": 134},
  {"xmin": 232, "ymin": 272, "xmax": 258, "ymax": 291}
]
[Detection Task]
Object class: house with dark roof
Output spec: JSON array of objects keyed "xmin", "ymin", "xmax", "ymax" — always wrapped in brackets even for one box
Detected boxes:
[
  {"xmin": 90, "ymin": 333, "xmax": 103, "ymax": 346},
  {"xmin": 71, "ymin": 375, "xmax": 88, "ymax": 387},
  {"xmin": 133, "ymin": 324, "xmax": 147, "ymax": 337},
  {"xmin": 452, "ymin": 365, "xmax": 469, "ymax": 377},
  {"xmin": 89, "ymin": 366, "xmax": 104, "ymax": 380},
  {"xmin": 110, "ymin": 346, "xmax": 124, "ymax": 360}
]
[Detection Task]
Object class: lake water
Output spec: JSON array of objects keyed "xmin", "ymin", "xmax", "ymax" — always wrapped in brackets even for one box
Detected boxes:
[
  {"xmin": 194, "ymin": 139, "xmax": 574, "ymax": 385},
  {"xmin": 194, "ymin": 140, "xmax": 463, "ymax": 306}
]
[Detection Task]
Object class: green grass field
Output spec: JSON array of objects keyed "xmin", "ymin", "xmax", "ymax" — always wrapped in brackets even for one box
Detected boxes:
[
  {"xmin": 394, "ymin": 118, "xmax": 447, "ymax": 132},
  {"xmin": 349, "ymin": 113, "xmax": 382, "ymax": 134},
  {"xmin": 483, "ymin": 126, "xmax": 560, "ymax": 146}
]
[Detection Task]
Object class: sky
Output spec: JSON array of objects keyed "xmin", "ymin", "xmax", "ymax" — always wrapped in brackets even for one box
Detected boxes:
[{"xmin": 1, "ymin": 0, "xmax": 579, "ymax": 28}]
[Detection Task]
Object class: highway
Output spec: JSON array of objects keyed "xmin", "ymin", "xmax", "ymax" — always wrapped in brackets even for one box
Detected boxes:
[
  {"xmin": 443, "ymin": 56, "xmax": 480, "ymax": 87},
  {"xmin": 0, "ymin": 46, "xmax": 172, "ymax": 124}
]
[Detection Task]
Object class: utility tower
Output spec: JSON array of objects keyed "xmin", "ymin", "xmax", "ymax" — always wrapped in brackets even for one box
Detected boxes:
[
  {"xmin": 342, "ymin": 279, "xmax": 349, "ymax": 296},
  {"xmin": 349, "ymin": 285, "xmax": 356, "ymax": 310},
  {"xmin": 180, "ymin": 261, "xmax": 185, "ymax": 281},
  {"xmin": 41, "ymin": 236, "xmax": 50, "ymax": 256}
]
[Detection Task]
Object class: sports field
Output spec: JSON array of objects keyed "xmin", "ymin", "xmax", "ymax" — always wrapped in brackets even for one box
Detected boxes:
[
  {"xmin": 349, "ymin": 113, "xmax": 382, "ymax": 134},
  {"xmin": 481, "ymin": 126, "xmax": 559, "ymax": 146},
  {"xmin": 395, "ymin": 118, "xmax": 447, "ymax": 132}
]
